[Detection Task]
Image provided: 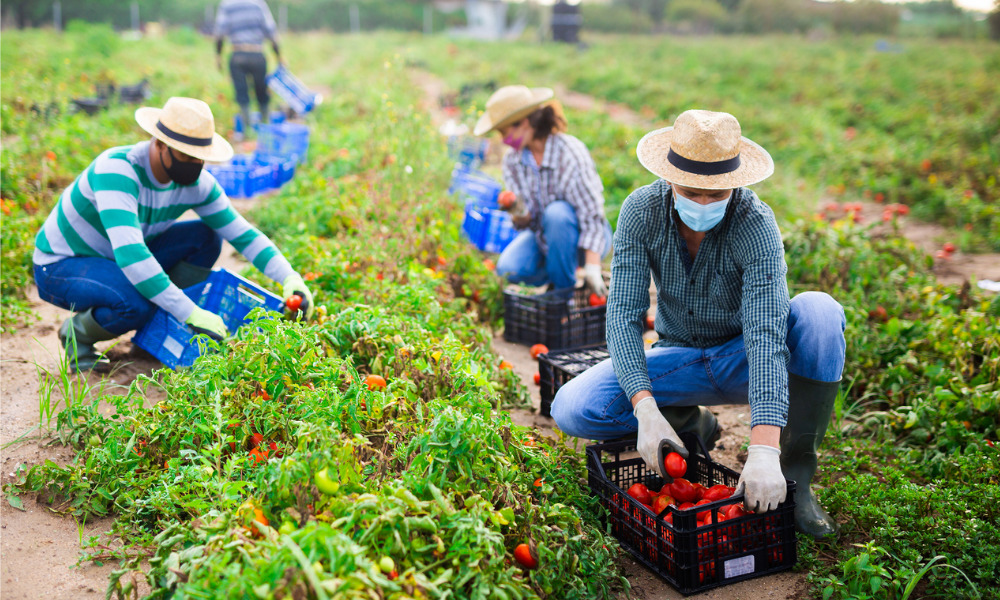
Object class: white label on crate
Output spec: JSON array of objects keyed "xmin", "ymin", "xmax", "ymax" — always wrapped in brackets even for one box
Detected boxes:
[
  {"xmin": 724, "ymin": 555, "xmax": 755, "ymax": 579},
  {"xmin": 163, "ymin": 336, "xmax": 184, "ymax": 358}
]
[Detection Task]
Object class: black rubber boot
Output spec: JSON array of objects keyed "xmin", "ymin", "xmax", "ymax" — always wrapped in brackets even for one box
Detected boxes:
[
  {"xmin": 167, "ymin": 261, "xmax": 213, "ymax": 290},
  {"xmin": 58, "ymin": 309, "xmax": 115, "ymax": 373},
  {"xmin": 660, "ymin": 406, "xmax": 721, "ymax": 451},
  {"xmin": 781, "ymin": 373, "xmax": 840, "ymax": 539}
]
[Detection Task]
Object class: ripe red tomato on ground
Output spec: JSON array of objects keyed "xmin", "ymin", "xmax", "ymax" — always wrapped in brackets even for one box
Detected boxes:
[
  {"xmin": 285, "ymin": 295, "xmax": 302, "ymax": 311},
  {"xmin": 499, "ymin": 360, "xmax": 513, "ymax": 370},
  {"xmin": 589, "ymin": 293, "xmax": 607, "ymax": 307},
  {"xmin": 529, "ymin": 343, "xmax": 549, "ymax": 359},
  {"xmin": 627, "ymin": 483, "xmax": 653, "ymax": 506},
  {"xmin": 664, "ymin": 452, "xmax": 687, "ymax": 479},
  {"xmin": 249, "ymin": 432, "xmax": 264, "ymax": 449},
  {"xmin": 513, "ymin": 543, "xmax": 538, "ymax": 569},
  {"xmin": 365, "ymin": 374, "xmax": 387, "ymax": 390},
  {"xmin": 533, "ymin": 372, "xmax": 541, "ymax": 385},
  {"xmin": 943, "ymin": 242, "xmax": 956, "ymax": 253}
]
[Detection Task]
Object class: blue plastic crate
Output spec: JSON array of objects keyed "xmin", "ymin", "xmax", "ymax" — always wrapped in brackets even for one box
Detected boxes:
[
  {"xmin": 252, "ymin": 154, "xmax": 297, "ymax": 188},
  {"xmin": 266, "ymin": 65, "xmax": 321, "ymax": 115},
  {"xmin": 255, "ymin": 122, "xmax": 310, "ymax": 164},
  {"xmin": 447, "ymin": 136, "xmax": 489, "ymax": 168},
  {"xmin": 449, "ymin": 166, "xmax": 501, "ymax": 206},
  {"xmin": 462, "ymin": 202, "xmax": 517, "ymax": 254},
  {"xmin": 207, "ymin": 155, "xmax": 276, "ymax": 198},
  {"xmin": 132, "ymin": 269, "xmax": 285, "ymax": 369}
]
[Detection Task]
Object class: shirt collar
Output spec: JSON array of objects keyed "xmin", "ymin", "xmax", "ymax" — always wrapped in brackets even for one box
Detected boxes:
[{"xmin": 519, "ymin": 134, "xmax": 558, "ymax": 170}]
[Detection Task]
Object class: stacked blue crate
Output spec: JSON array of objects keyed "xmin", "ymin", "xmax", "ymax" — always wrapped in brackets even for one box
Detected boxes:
[{"xmin": 451, "ymin": 166, "xmax": 517, "ymax": 253}]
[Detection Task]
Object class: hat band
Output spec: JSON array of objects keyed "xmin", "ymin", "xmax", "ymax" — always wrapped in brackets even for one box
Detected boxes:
[
  {"xmin": 156, "ymin": 121, "xmax": 212, "ymax": 147},
  {"xmin": 668, "ymin": 148, "xmax": 741, "ymax": 176}
]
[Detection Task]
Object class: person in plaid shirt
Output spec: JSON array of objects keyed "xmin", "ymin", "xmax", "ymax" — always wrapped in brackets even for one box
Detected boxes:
[
  {"xmin": 474, "ymin": 85, "xmax": 612, "ymax": 295},
  {"xmin": 551, "ymin": 110, "xmax": 846, "ymax": 539}
]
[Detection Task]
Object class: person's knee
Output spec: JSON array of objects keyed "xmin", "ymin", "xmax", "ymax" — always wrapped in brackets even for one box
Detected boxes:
[
  {"xmin": 495, "ymin": 250, "xmax": 532, "ymax": 281},
  {"xmin": 549, "ymin": 385, "xmax": 587, "ymax": 438},
  {"xmin": 791, "ymin": 291, "xmax": 845, "ymax": 332},
  {"xmin": 542, "ymin": 201, "xmax": 576, "ymax": 231}
]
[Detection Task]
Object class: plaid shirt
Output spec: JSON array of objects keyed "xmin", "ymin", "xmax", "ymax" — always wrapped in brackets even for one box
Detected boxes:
[
  {"xmin": 214, "ymin": 0, "xmax": 277, "ymax": 46},
  {"xmin": 501, "ymin": 133, "xmax": 608, "ymax": 255},
  {"xmin": 607, "ymin": 179, "xmax": 791, "ymax": 428}
]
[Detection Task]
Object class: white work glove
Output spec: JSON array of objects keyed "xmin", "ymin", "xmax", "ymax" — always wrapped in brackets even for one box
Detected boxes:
[
  {"xmin": 735, "ymin": 445, "xmax": 787, "ymax": 513},
  {"xmin": 185, "ymin": 306, "xmax": 228, "ymax": 341},
  {"xmin": 633, "ymin": 396, "xmax": 688, "ymax": 481},
  {"xmin": 282, "ymin": 273, "xmax": 315, "ymax": 321},
  {"xmin": 584, "ymin": 263, "xmax": 606, "ymax": 297}
]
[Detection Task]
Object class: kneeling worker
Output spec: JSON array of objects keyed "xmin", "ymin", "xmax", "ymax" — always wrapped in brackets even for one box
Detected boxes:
[{"xmin": 33, "ymin": 97, "xmax": 314, "ymax": 372}]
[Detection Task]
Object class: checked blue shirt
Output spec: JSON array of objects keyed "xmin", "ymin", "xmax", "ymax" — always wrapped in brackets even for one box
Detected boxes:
[{"xmin": 608, "ymin": 179, "xmax": 791, "ymax": 428}]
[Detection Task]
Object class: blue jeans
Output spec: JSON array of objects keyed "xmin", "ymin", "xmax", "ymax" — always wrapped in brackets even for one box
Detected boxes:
[
  {"xmin": 34, "ymin": 221, "xmax": 222, "ymax": 335},
  {"xmin": 495, "ymin": 201, "xmax": 613, "ymax": 289},
  {"xmin": 550, "ymin": 292, "xmax": 846, "ymax": 439}
]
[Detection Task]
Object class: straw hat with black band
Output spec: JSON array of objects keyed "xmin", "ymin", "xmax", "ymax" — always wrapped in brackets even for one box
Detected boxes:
[
  {"xmin": 636, "ymin": 109, "xmax": 774, "ymax": 191},
  {"xmin": 135, "ymin": 97, "xmax": 234, "ymax": 163},
  {"xmin": 474, "ymin": 85, "xmax": 555, "ymax": 137}
]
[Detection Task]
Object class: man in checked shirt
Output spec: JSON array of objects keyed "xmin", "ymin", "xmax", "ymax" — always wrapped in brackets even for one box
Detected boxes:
[{"xmin": 551, "ymin": 110, "xmax": 846, "ymax": 538}]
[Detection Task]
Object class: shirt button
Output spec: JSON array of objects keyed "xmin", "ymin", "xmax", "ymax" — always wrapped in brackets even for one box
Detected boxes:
[{"xmin": 689, "ymin": 279, "xmax": 695, "ymax": 285}]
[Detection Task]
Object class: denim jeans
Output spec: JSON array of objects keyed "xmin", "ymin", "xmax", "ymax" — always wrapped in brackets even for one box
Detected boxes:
[
  {"xmin": 34, "ymin": 221, "xmax": 222, "ymax": 335},
  {"xmin": 550, "ymin": 291, "xmax": 846, "ymax": 440},
  {"xmin": 495, "ymin": 200, "xmax": 613, "ymax": 290},
  {"xmin": 230, "ymin": 51, "xmax": 269, "ymax": 111}
]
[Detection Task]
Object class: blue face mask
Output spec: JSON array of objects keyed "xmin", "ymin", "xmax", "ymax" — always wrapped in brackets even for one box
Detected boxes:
[{"xmin": 673, "ymin": 187, "xmax": 732, "ymax": 232}]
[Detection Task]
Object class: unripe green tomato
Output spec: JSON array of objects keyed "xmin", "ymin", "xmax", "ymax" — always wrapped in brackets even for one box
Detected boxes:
[
  {"xmin": 379, "ymin": 556, "xmax": 395, "ymax": 573},
  {"xmin": 278, "ymin": 521, "xmax": 296, "ymax": 535},
  {"xmin": 314, "ymin": 468, "xmax": 339, "ymax": 495}
]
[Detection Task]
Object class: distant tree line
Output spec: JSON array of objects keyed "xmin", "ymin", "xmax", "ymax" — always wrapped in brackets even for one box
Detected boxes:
[{"xmin": 2, "ymin": 0, "xmax": 996, "ymax": 40}]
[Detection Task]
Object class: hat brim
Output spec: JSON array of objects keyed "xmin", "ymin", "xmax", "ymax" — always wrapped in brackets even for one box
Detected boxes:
[
  {"xmin": 636, "ymin": 126, "xmax": 774, "ymax": 190},
  {"xmin": 135, "ymin": 107, "xmax": 234, "ymax": 163},
  {"xmin": 473, "ymin": 87, "xmax": 555, "ymax": 136}
]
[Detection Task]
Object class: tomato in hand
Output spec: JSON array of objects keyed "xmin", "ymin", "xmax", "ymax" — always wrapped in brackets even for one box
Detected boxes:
[
  {"xmin": 498, "ymin": 190, "xmax": 517, "ymax": 210},
  {"xmin": 285, "ymin": 295, "xmax": 302, "ymax": 311},
  {"xmin": 588, "ymin": 293, "xmax": 607, "ymax": 307},
  {"xmin": 513, "ymin": 543, "xmax": 538, "ymax": 569},
  {"xmin": 664, "ymin": 452, "xmax": 687, "ymax": 479}
]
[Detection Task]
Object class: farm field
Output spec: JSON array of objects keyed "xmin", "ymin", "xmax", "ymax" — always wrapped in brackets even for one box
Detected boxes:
[{"xmin": 1, "ymin": 27, "xmax": 999, "ymax": 600}]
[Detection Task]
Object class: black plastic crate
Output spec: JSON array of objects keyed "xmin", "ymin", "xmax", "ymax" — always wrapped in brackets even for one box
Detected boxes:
[
  {"xmin": 502, "ymin": 284, "xmax": 607, "ymax": 351},
  {"xmin": 537, "ymin": 343, "xmax": 609, "ymax": 417},
  {"xmin": 586, "ymin": 434, "xmax": 797, "ymax": 595}
]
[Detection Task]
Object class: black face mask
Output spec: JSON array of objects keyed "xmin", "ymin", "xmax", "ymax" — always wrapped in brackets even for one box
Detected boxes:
[{"xmin": 162, "ymin": 145, "xmax": 203, "ymax": 186}]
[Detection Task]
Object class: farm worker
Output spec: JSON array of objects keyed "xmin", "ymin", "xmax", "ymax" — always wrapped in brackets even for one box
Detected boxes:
[
  {"xmin": 473, "ymin": 85, "xmax": 612, "ymax": 296},
  {"xmin": 32, "ymin": 97, "xmax": 315, "ymax": 372},
  {"xmin": 550, "ymin": 110, "xmax": 846, "ymax": 539},
  {"xmin": 214, "ymin": 0, "xmax": 281, "ymax": 139}
]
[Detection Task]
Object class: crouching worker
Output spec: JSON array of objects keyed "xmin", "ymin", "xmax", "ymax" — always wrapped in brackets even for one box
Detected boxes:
[
  {"xmin": 474, "ymin": 85, "xmax": 612, "ymax": 295},
  {"xmin": 33, "ymin": 97, "xmax": 314, "ymax": 372},
  {"xmin": 550, "ymin": 110, "xmax": 846, "ymax": 538}
]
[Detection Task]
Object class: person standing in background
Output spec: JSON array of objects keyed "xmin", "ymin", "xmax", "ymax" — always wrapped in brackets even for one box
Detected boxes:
[{"xmin": 214, "ymin": 0, "xmax": 282, "ymax": 140}]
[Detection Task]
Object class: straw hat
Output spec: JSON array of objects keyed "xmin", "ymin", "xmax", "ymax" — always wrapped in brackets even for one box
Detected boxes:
[
  {"xmin": 135, "ymin": 97, "xmax": 233, "ymax": 163},
  {"xmin": 473, "ymin": 85, "xmax": 555, "ymax": 136},
  {"xmin": 636, "ymin": 110, "xmax": 773, "ymax": 190}
]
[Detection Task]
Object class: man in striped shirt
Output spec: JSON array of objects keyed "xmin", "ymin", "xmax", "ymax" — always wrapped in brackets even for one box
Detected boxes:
[
  {"xmin": 33, "ymin": 97, "xmax": 314, "ymax": 372},
  {"xmin": 214, "ymin": 0, "xmax": 281, "ymax": 138},
  {"xmin": 551, "ymin": 111, "xmax": 846, "ymax": 539}
]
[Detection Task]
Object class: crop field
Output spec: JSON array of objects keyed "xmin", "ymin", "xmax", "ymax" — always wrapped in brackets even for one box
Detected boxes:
[{"xmin": 1, "ymin": 26, "xmax": 998, "ymax": 600}]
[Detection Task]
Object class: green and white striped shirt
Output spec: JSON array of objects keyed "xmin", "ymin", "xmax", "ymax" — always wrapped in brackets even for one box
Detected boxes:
[{"xmin": 33, "ymin": 141, "xmax": 293, "ymax": 321}]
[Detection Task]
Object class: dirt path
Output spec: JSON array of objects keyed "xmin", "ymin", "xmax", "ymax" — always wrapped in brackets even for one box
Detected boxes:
[{"xmin": 0, "ymin": 226, "xmax": 253, "ymax": 599}]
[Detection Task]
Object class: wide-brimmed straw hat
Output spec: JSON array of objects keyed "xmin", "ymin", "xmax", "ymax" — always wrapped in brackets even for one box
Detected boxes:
[
  {"xmin": 135, "ymin": 97, "xmax": 233, "ymax": 163},
  {"xmin": 636, "ymin": 109, "xmax": 773, "ymax": 190},
  {"xmin": 473, "ymin": 85, "xmax": 555, "ymax": 136}
]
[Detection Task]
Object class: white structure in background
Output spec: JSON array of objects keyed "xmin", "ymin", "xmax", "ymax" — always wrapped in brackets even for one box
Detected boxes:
[{"xmin": 441, "ymin": 0, "xmax": 527, "ymax": 40}]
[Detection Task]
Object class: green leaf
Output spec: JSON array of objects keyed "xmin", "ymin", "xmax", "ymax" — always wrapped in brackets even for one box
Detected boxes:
[{"xmin": 6, "ymin": 493, "xmax": 25, "ymax": 511}]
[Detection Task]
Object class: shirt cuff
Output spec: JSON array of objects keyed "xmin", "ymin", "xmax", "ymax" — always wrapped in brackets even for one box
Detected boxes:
[{"xmin": 619, "ymin": 371, "xmax": 652, "ymax": 403}]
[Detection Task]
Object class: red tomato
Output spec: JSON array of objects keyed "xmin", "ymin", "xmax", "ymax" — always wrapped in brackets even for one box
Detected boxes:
[
  {"xmin": 694, "ymin": 499, "xmax": 713, "ymax": 521},
  {"xmin": 691, "ymin": 482, "xmax": 706, "ymax": 501},
  {"xmin": 499, "ymin": 360, "xmax": 513, "ymax": 370},
  {"xmin": 498, "ymin": 190, "xmax": 517, "ymax": 210},
  {"xmin": 529, "ymin": 343, "xmax": 549, "ymax": 359},
  {"xmin": 725, "ymin": 503, "xmax": 751, "ymax": 519},
  {"xmin": 943, "ymin": 242, "xmax": 956, "ymax": 253},
  {"xmin": 285, "ymin": 295, "xmax": 302, "ymax": 311},
  {"xmin": 250, "ymin": 432, "xmax": 264, "ymax": 449},
  {"xmin": 646, "ymin": 314, "xmax": 655, "ymax": 330},
  {"xmin": 664, "ymin": 452, "xmax": 687, "ymax": 479},
  {"xmin": 513, "ymin": 543, "xmax": 538, "ymax": 569},
  {"xmin": 627, "ymin": 483, "xmax": 653, "ymax": 506},
  {"xmin": 588, "ymin": 293, "xmax": 607, "ymax": 307},
  {"xmin": 533, "ymin": 372, "xmax": 541, "ymax": 385},
  {"xmin": 669, "ymin": 478, "xmax": 698, "ymax": 503},
  {"xmin": 703, "ymin": 484, "xmax": 731, "ymax": 502},
  {"xmin": 365, "ymin": 374, "xmax": 387, "ymax": 390},
  {"xmin": 652, "ymin": 494, "xmax": 672, "ymax": 515},
  {"xmin": 677, "ymin": 502, "xmax": 696, "ymax": 511}
]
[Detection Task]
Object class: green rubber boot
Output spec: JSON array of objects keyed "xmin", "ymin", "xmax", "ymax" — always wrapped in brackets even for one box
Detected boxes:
[
  {"xmin": 781, "ymin": 373, "xmax": 841, "ymax": 539},
  {"xmin": 167, "ymin": 261, "xmax": 213, "ymax": 290},
  {"xmin": 58, "ymin": 309, "xmax": 115, "ymax": 373},
  {"xmin": 660, "ymin": 406, "xmax": 722, "ymax": 451}
]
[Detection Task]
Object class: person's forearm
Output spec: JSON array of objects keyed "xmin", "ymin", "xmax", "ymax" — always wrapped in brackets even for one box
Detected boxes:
[
  {"xmin": 750, "ymin": 424, "xmax": 781, "ymax": 448},
  {"xmin": 271, "ymin": 39, "xmax": 281, "ymax": 60},
  {"xmin": 584, "ymin": 249, "xmax": 600, "ymax": 266},
  {"xmin": 630, "ymin": 390, "xmax": 653, "ymax": 409}
]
